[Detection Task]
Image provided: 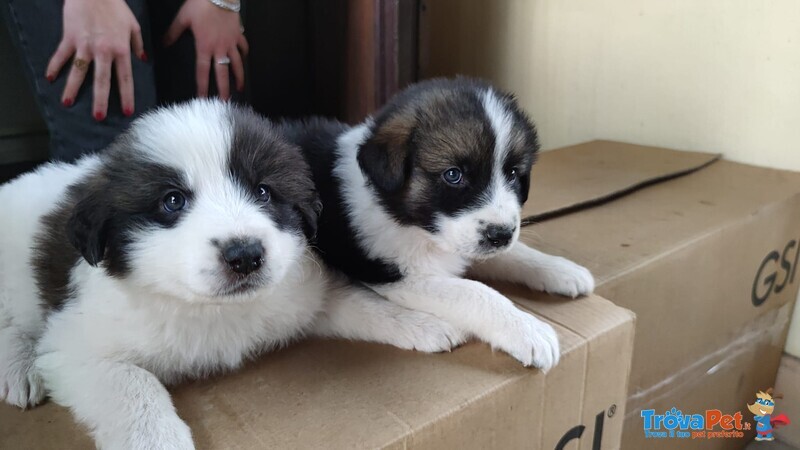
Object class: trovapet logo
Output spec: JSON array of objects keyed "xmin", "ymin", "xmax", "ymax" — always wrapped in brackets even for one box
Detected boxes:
[
  {"xmin": 746, "ymin": 388, "xmax": 791, "ymax": 442},
  {"xmin": 641, "ymin": 407, "xmax": 749, "ymax": 440}
]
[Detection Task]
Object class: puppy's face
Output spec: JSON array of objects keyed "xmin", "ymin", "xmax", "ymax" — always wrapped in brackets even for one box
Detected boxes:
[
  {"xmin": 67, "ymin": 101, "xmax": 321, "ymax": 303},
  {"xmin": 357, "ymin": 78, "xmax": 538, "ymax": 259}
]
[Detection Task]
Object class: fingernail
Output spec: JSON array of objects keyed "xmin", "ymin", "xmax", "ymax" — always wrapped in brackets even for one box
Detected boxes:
[
  {"xmin": 140, "ymin": 51, "xmax": 148, "ymax": 62},
  {"xmin": 46, "ymin": 74, "xmax": 55, "ymax": 83},
  {"xmin": 94, "ymin": 111, "xmax": 105, "ymax": 121},
  {"xmin": 62, "ymin": 98, "xmax": 73, "ymax": 107},
  {"xmin": 123, "ymin": 107, "xmax": 134, "ymax": 117}
]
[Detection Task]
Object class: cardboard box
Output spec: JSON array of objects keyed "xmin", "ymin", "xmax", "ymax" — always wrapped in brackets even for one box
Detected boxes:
[
  {"xmin": 519, "ymin": 141, "xmax": 800, "ymax": 449},
  {"xmin": 0, "ymin": 290, "xmax": 634, "ymax": 449},
  {"xmin": 774, "ymin": 354, "xmax": 800, "ymax": 447}
]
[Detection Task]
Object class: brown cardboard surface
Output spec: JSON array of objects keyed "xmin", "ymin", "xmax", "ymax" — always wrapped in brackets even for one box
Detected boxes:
[
  {"xmin": 621, "ymin": 302, "xmax": 792, "ymax": 450},
  {"xmin": 519, "ymin": 140, "xmax": 800, "ymax": 448},
  {"xmin": 774, "ymin": 354, "xmax": 800, "ymax": 447},
  {"xmin": 0, "ymin": 293, "xmax": 634, "ymax": 450},
  {"xmin": 501, "ymin": 286, "xmax": 636, "ymax": 450},
  {"xmin": 523, "ymin": 140, "xmax": 720, "ymax": 222}
]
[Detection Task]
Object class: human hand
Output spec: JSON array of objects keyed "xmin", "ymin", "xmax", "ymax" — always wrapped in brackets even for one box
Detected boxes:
[
  {"xmin": 46, "ymin": 0, "xmax": 145, "ymax": 120},
  {"xmin": 164, "ymin": 0, "xmax": 249, "ymax": 100}
]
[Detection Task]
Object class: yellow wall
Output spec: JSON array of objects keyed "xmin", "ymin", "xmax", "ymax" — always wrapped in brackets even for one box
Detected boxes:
[
  {"xmin": 420, "ymin": 0, "xmax": 800, "ymax": 355},
  {"xmin": 421, "ymin": 0, "xmax": 800, "ymax": 170}
]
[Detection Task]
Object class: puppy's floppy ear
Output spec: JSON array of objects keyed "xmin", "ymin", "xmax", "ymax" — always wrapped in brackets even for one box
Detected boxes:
[
  {"xmin": 357, "ymin": 115, "xmax": 414, "ymax": 193},
  {"xmin": 296, "ymin": 192, "xmax": 323, "ymax": 241},
  {"xmin": 519, "ymin": 173, "xmax": 531, "ymax": 204},
  {"xmin": 66, "ymin": 187, "xmax": 113, "ymax": 266}
]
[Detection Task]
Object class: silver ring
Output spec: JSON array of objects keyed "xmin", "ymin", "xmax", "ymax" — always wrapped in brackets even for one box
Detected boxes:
[{"xmin": 216, "ymin": 56, "xmax": 231, "ymax": 65}]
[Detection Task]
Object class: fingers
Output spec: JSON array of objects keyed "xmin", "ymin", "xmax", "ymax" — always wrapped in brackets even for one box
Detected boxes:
[
  {"xmin": 229, "ymin": 49, "xmax": 245, "ymax": 93},
  {"xmin": 46, "ymin": 40, "xmax": 75, "ymax": 82},
  {"xmin": 130, "ymin": 24, "xmax": 147, "ymax": 62},
  {"xmin": 115, "ymin": 53, "xmax": 135, "ymax": 117},
  {"xmin": 196, "ymin": 52, "xmax": 211, "ymax": 97},
  {"xmin": 213, "ymin": 55, "xmax": 230, "ymax": 100},
  {"xmin": 61, "ymin": 48, "xmax": 91, "ymax": 107},
  {"xmin": 164, "ymin": 14, "xmax": 189, "ymax": 47},
  {"xmin": 92, "ymin": 55, "xmax": 112, "ymax": 121},
  {"xmin": 236, "ymin": 33, "xmax": 249, "ymax": 58}
]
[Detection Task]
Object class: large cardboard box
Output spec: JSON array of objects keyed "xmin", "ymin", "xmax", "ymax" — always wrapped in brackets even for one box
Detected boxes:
[
  {"xmin": 0, "ymin": 291, "xmax": 634, "ymax": 449},
  {"xmin": 774, "ymin": 354, "xmax": 800, "ymax": 447},
  {"xmin": 519, "ymin": 141, "xmax": 800, "ymax": 449}
]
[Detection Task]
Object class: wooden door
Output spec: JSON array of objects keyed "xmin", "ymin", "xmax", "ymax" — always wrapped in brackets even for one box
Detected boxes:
[{"xmin": 245, "ymin": 0, "xmax": 419, "ymax": 123}]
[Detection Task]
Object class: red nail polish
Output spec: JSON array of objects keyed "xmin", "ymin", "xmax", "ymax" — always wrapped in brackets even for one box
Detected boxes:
[
  {"xmin": 140, "ymin": 51, "xmax": 148, "ymax": 62},
  {"xmin": 46, "ymin": 74, "xmax": 55, "ymax": 83},
  {"xmin": 94, "ymin": 111, "xmax": 105, "ymax": 121},
  {"xmin": 62, "ymin": 98, "xmax": 73, "ymax": 107},
  {"xmin": 123, "ymin": 107, "xmax": 134, "ymax": 117}
]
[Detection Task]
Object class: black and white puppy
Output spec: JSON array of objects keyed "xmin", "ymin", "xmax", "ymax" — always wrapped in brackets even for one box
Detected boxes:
[
  {"xmin": 282, "ymin": 78, "xmax": 595, "ymax": 371},
  {"xmin": 0, "ymin": 100, "xmax": 460, "ymax": 448}
]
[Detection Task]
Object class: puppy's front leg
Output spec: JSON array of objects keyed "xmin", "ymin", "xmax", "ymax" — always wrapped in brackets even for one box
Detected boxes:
[
  {"xmin": 312, "ymin": 282, "xmax": 466, "ymax": 353},
  {"xmin": 372, "ymin": 278, "xmax": 560, "ymax": 370},
  {"xmin": 469, "ymin": 241, "xmax": 594, "ymax": 298},
  {"xmin": 36, "ymin": 353, "xmax": 194, "ymax": 450}
]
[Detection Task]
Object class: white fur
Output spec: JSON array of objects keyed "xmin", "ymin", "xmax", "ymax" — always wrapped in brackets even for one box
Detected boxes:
[
  {"xmin": 0, "ymin": 157, "xmax": 101, "ymax": 408},
  {"xmin": 0, "ymin": 100, "xmax": 460, "ymax": 449},
  {"xmin": 335, "ymin": 88, "xmax": 595, "ymax": 371},
  {"xmin": 470, "ymin": 242, "xmax": 595, "ymax": 299}
]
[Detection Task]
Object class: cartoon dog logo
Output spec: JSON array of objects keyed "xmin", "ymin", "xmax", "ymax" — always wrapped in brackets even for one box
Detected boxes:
[{"xmin": 747, "ymin": 388, "xmax": 791, "ymax": 441}]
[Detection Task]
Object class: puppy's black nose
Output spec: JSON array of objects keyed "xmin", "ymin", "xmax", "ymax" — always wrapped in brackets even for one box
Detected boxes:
[
  {"xmin": 222, "ymin": 240, "xmax": 264, "ymax": 275},
  {"xmin": 485, "ymin": 225, "xmax": 514, "ymax": 247}
]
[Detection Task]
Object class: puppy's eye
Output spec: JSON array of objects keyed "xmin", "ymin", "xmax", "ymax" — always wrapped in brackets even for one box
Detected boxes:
[
  {"xmin": 442, "ymin": 167, "xmax": 463, "ymax": 185},
  {"xmin": 163, "ymin": 191, "xmax": 186, "ymax": 212},
  {"xmin": 256, "ymin": 184, "xmax": 271, "ymax": 202},
  {"xmin": 507, "ymin": 167, "xmax": 518, "ymax": 180}
]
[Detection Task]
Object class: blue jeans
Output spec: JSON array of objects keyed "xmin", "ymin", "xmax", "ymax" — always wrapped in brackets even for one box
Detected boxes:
[{"xmin": 1, "ymin": 0, "xmax": 238, "ymax": 162}]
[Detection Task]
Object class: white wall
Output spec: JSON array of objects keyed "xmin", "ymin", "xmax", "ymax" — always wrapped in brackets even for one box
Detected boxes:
[
  {"xmin": 421, "ymin": 0, "xmax": 800, "ymax": 170},
  {"xmin": 421, "ymin": 0, "xmax": 800, "ymax": 355}
]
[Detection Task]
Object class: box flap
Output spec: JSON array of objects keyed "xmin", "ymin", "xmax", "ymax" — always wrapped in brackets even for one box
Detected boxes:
[{"xmin": 522, "ymin": 140, "xmax": 720, "ymax": 223}]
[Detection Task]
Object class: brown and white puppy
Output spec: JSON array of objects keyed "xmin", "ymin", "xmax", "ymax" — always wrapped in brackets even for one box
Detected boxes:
[{"xmin": 282, "ymin": 78, "xmax": 595, "ymax": 371}]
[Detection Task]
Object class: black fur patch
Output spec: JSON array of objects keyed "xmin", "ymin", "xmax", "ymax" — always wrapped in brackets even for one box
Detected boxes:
[
  {"xmin": 33, "ymin": 151, "xmax": 190, "ymax": 309},
  {"xmin": 281, "ymin": 119, "xmax": 403, "ymax": 284},
  {"xmin": 229, "ymin": 107, "xmax": 321, "ymax": 241},
  {"xmin": 32, "ymin": 179, "xmax": 89, "ymax": 310}
]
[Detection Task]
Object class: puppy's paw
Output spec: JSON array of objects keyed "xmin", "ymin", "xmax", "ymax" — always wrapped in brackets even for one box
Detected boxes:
[
  {"xmin": 492, "ymin": 313, "xmax": 560, "ymax": 371},
  {"xmin": 0, "ymin": 357, "xmax": 46, "ymax": 408},
  {"xmin": 385, "ymin": 309, "xmax": 468, "ymax": 353},
  {"xmin": 103, "ymin": 415, "xmax": 194, "ymax": 450},
  {"xmin": 529, "ymin": 256, "xmax": 594, "ymax": 298}
]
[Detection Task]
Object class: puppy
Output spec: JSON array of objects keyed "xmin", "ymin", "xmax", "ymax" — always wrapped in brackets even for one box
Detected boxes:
[
  {"xmin": 282, "ymin": 78, "xmax": 595, "ymax": 371},
  {"xmin": 0, "ymin": 100, "xmax": 460, "ymax": 449}
]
